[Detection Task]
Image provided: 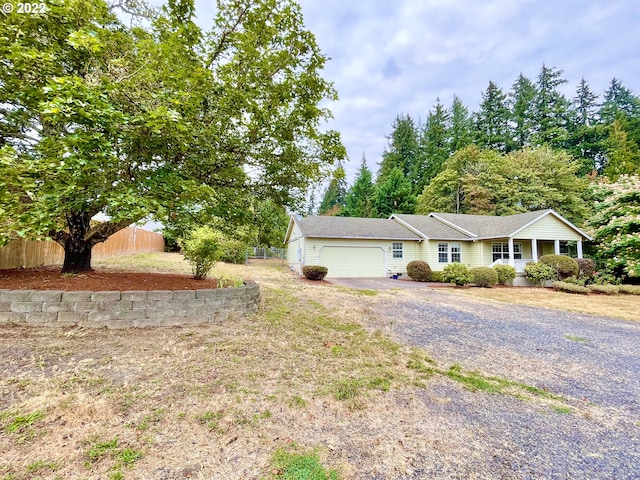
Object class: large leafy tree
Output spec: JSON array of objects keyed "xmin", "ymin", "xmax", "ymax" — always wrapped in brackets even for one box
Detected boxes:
[
  {"xmin": 416, "ymin": 146, "xmax": 588, "ymax": 224},
  {"xmin": 587, "ymin": 175, "xmax": 640, "ymax": 279},
  {"xmin": 341, "ymin": 155, "xmax": 376, "ymax": 218},
  {"xmin": 0, "ymin": 0, "xmax": 343, "ymax": 272}
]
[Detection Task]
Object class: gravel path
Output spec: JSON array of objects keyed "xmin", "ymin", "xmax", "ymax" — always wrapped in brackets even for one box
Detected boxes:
[{"xmin": 372, "ymin": 288, "xmax": 640, "ymax": 479}]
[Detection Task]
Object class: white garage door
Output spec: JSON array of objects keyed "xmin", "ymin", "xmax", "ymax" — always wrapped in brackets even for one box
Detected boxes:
[{"xmin": 319, "ymin": 246, "xmax": 385, "ymax": 278}]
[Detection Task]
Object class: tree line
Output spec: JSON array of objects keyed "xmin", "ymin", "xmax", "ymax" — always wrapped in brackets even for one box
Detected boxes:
[
  {"xmin": 315, "ymin": 65, "xmax": 639, "ymax": 220},
  {"xmin": 313, "ymin": 65, "xmax": 640, "ymax": 280}
]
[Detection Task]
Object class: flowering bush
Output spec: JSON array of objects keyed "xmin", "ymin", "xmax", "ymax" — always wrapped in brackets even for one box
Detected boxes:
[{"xmin": 587, "ymin": 175, "xmax": 640, "ymax": 279}]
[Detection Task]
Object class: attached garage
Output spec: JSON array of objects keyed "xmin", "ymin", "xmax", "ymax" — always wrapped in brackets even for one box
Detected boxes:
[{"xmin": 319, "ymin": 246, "xmax": 385, "ymax": 278}]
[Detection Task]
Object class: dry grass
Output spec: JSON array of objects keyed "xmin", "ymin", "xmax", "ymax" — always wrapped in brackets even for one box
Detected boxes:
[
  {"xmin": 0, "ymin": 254, "xmax": 605, "ymax": 479},
  {"xmin": 457, "ymin": 286, "xmax": 640, "ymax": 322}
]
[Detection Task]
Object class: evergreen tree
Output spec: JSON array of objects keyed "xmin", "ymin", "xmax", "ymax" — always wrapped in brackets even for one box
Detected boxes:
[
  {"xmin": 318, "ymin": 165, "xmax": 347, "ymax": 215},
  {"xmin": 448, "ymin": 95, "xmax": 473, "ymax": 153},
  {"xmin": 603, "ymin": 120, "xmax": 640, "ymax": 180},
  {"xmin": 474, "ymin": 81, "xmax": 510, "ymax": 152},
  {"xmin": 508, "ymin": 73, "xmax": 536, "ymax": 150},
  {"xmin": 599, "ymin": 78, "xmax": 640, "ymax": 123},
  {"xmin": 377, "ymin": 114, "xmax": 420, "ymax": 183},
  {"xmin": 374, "ymin": 167, "xmax": 416, "ymax": 217},
  {"xmin": 532, "ymin": 64, "xmax": 570, "ymax": 147},
  {"xmin": 342, "ymin": 155, "xmax": 377, "ymax": 217},
  {"xmin": 414, "ymin": 98, "xmax": 450, "ymax": 193},
  {"xmin": 567, "ymin": 78, "xmax": 604, "ymax": 175}
]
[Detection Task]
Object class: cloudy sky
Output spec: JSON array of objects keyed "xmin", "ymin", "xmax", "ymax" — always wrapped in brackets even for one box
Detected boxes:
[{"xmin": 185, "ymin": 0, "xmax": 639, "ymax": 184}]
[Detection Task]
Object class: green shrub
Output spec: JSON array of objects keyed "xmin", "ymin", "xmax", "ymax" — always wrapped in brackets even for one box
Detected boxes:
[
  {"xmin": 539, "ymin": 254, "xmax": 579, "ymax": 280},
  {"xmin": 219, "ymin": 238, "xmax": 247, "ymax": 264},
  {"xmin": 302, "ymin": 265, "xmax": 328, "ymax": 281},
  {"xmin": 619, "ymin": 284, "xmax": 640, "ymax": 295},
  {"xmin": 181, "ymin": 226, "xmax": 223, "ymax": 280},
  {"xmin": 563, "ymin": 276, "xmax": 586, "ymax": 286},
  {"xmin": 442, "ymin": 263, "xmax": 474, "ymax": 286},
  {"xmin": 493, "ymin": 264, "xmax": 516, "ymax": 285},
  {"xmin": 576, "ymin": 258, "xmax": 595, "ymax": 280},
  {"xmin": 430, "ymin": 271, "xmax": 444, "ymax": 282},
  {"xmin": 588, "ymin": 284, "xmax": 619, "ymax": 295},
  {"xmin": 553, "ymin": 281, "xmax": 589, "ymax": 294},
  {"xmin": 524, "ymin": 262, "xmax": 556, "ymax": 286},
  {"xmin": 406, "ymin": 261, "xmax": 432, "ymax": 282},
  {"xmin": 470, "ymin": 267, "xmax": 498, "ymax": 287}
]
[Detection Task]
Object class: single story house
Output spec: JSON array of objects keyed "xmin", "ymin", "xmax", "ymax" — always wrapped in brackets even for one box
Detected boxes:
[{"xmin": 284, "ymin": 209, "xmax": 592, "ymax": 282}]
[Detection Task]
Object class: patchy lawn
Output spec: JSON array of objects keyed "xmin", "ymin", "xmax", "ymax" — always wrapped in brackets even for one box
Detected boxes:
[
  {"xmin": 0, "ymin": 253, "xmax": 625, "ymax": 479},
  {"xmin": 456, "ymin": 286, "xmax": 640, "ymax": 322}
]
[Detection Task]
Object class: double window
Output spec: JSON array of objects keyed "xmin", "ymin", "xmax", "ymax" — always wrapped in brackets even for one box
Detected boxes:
[
  {"xmin": 492, "ymin": 242, "xmax": 522, "ymax": 262},
  {"xmin": 438, "ymin": 242, "xmax": 461, "ymax": 263},
  {"xmin": 392, "ymin": 242, "xmax": 403, "ymax": 258}
]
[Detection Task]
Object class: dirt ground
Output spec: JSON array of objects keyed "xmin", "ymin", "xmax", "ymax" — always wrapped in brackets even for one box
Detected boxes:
[
  {"xmin": 1, "ymin": 254, "xmax": 638, "ymax": 479},
  {"xmin": 0, "ymin": 267, "xmax": 218, "ymax": 290}
]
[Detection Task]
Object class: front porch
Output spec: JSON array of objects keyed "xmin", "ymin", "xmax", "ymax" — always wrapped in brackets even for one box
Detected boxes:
[{"xmin": 488, "ymin": 238, "xmax": 584, "ymax": 274}]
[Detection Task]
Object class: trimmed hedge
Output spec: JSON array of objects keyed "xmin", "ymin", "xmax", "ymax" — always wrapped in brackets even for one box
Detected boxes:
[
  {"xmin": 619, "ymin": 284, "xmax": 640, "ymax": 295},
  {"xmin": 589, "ymin": 284, "xmax": 619, "ymax": 295},
  {"xmin": 524, "ymin": 262, "xmax": 556, "ymax": 286},
  {"xmin": 470, "ymin": 267, "xmax": 498, "ymax": 287},
  {"xmin": 407, "ymin": 261, "xmax": 432, "ymax": 282},
  {"xmin": 493, "ymin": 264, "xmax": 516, "ymax": 285},
  {"xmin": 539, "ymin": 254, "xmax": 579, "ymax": 280},
  {"xmin": 442, "ymin": 263, "xmax": 474, "ymax": 286},
  {"xmin": 553, "ymin": 281, "xmax": 589, "ymax": 294},
  {"xmin": 430, "ymin": 271, "xmax": 444, "ymax": 283},
  {"xmin": 302, "ymin": 265, "xmax": 328, "ymax": 281},
  {"xmin": 576, "ymin": 258, "xmax": 595, "ymax": 279}
]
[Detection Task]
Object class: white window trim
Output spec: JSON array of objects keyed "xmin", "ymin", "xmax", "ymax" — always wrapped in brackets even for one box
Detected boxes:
[
  {"xmin": 438, "ymin": 242, "xmax": 462, "ymax": 263},
  {"xmin": 392, "ymin": 242, "xmax": 404, "ymax": 259}
]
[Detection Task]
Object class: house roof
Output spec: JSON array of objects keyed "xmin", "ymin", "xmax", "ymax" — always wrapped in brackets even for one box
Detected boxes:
[
  {"xmin": 391, "ymin": 214, "xmax": 473, "ymax": 240},
  {"xmin": 285, "ymin": 208, "xmax": 591, "ymax": 244},
  {"xmin": 291, "ymin": 215, "xmax": 422, "ymax": 241},
  {"xmin": 396, "ymin": 209, "xmax": 592, "ymax": 241}
]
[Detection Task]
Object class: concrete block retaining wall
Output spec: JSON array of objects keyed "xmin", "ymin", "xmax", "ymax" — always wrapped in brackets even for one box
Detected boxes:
[{"xmin": 0, "ymin": 281, "xmax": 260, "ymax": 328}]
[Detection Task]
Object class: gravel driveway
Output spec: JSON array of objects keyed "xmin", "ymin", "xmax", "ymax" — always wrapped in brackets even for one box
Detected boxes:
[{"xmin": 370, "ymin": 287, "xmax": 640, "ymax": 479}]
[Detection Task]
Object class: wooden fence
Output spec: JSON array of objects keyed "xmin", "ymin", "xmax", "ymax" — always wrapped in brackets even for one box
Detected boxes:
[{"xmin": 0, "ymin": 227, "xmax": 165, "ymax": 269}]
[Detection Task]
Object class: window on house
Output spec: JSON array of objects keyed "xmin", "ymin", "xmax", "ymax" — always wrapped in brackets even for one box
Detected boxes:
[
  {"xmin": 492, "ymin": 242, "xmax": 522, "ymax": 262},
  {"xmin": 451, "ymin": 243, "xmax": 461, "ymax": 263},
  {"xmin": 438, "ymin": 243, "xmax": 448, "ymax": 263},
  {"xmin": 559, "ymin": 241, "xmax": 569, "ymax": 255},
  {"xmin": 392, "ymin": 242, "xmax": 403, "ymax": 258}
]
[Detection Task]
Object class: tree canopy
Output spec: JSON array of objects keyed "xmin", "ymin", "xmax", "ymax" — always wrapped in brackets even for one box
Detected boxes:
[{"xmin": 0, "ymin": 0, "xmax": 344, "ymax": 271}]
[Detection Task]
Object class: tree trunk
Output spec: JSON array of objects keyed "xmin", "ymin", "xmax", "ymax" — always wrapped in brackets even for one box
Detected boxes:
[{"xmin": 62, "ymin": 240, "xmax": 94, "ymax": 273}]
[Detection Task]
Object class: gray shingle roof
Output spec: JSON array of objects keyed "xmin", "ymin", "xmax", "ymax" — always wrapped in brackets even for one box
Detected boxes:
[
  {"xmin": 430, "ymin": 209, "xmax": 555, "ymax": 238},
  {"xmin": 297, "ymin": 216, "xmax": 421, "ymax": 240},
  {"xmin": 391, "ymin": 214, "xmax": 473, "ymax": 240}
]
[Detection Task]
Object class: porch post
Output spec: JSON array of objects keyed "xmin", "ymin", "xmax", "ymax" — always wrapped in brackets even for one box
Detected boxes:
[
  {"xmin": 508, "ymin": 237, "xmax": 515, "ymax": 267},
  {"xmin": 554, "ymin": 240, "xmax": 560, "ymax": 255},
  {"xmin": 577, "ymin": 240, "xmax": 583, "ymax": 259},
  {"xmin": 531, "ymin": 239, "xmax": 538, "ymax": 261}
]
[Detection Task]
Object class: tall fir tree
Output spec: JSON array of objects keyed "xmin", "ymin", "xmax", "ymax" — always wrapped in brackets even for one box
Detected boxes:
[
  {"xmin": 508, "ymin": 73, "xmax": 536, "ymax": 150},
  {"xmin": 342, "ymin": 154, "xmax": 377, "ymax": 217},
  {"xmin": 377, "ymin": 114, "xmax": 420, "ymax": 183},
  {"xmin": 599, "ymin": 78, "xmax": 640, "ymax": 123},
  {"xmin": 567, "ymin": 78, "xmax": 604, "ymax": 175},
  {"xmin": 603, "ymin": 120, "xmax": 640, "ymax": 180},
  {"xmin": 474, "ymin": 81, "xmax": 510, "ymax": 152},
  {"xmin": 318, "ymin": 164, "xmax": 347, "ymax": 215},
  {"xmin": 532, "ymin": 64, "xmax": 570, "ymax": 147},
  {"xmin": 374, "ymin": 167, "xmax": 416, "ymax": 217},
  {"xmin": 414, "ymin": 98, "xmax": 450, "ymax": 193},
  {"xmin": 448, "ymin": 95, "xmax": 473, "ymax": 153}
]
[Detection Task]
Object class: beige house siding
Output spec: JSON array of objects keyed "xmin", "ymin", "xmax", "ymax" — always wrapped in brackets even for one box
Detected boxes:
[
  {"xmin": 516, "ymin": 214, "xmax": 583, "ymax": 241},
  {"xmin": 301, "ymin": 238, "xmax": 420, "ymax": 277},
  {"xmin": 285, "ymin": 222, "xmax": 305, "ymax": 273}
]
